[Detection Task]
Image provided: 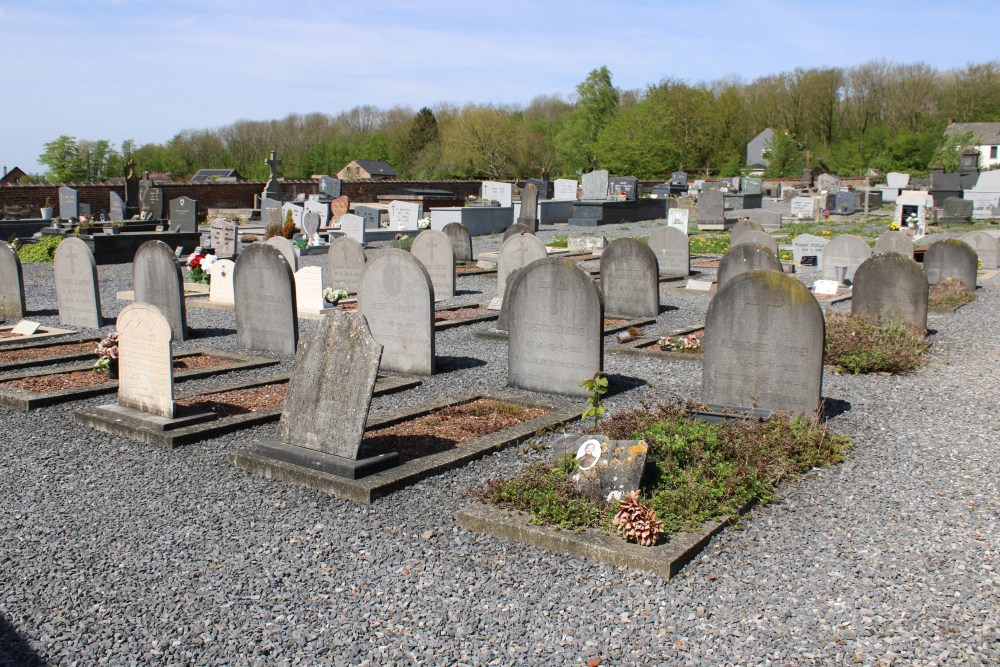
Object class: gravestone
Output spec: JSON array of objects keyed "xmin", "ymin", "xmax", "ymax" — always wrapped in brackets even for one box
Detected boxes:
[
  {"xmin": 209, "ymin": 259, "xmax": 235, "ymax": 305},
  {"xmin": 507, "ymin": 258, "xmax": 603, "ymax": 397},
  {"xmin": 441, "ymin": 222, "xmax": 473, "ymax": 262},
  {"xmin": 302, "ymin": 211, "xmax": 321, "ymax": 241},
  {"xmin": 791, "ymin": 234, "xmax": 829, "ymax": 266},
  {"xmin": 169, "ymin": 197, "xmax": 197, "ymax": 233},
  {"xmin": 821, "ymin": 234, "xmax": 871, "ymax": 283},
  {"xmin": 58, "ymin": 186, "xmax": 78, "ymax": 220},
  {"xmin": 261, "ymin": 198, "xmax": 283, "ymax": 228},
  {"xmin": 294, "ymin": 266, "xmax": 327, "ymax": 314},
  {"xmin": 703, "ymin": 271, "xmax": 824, "ymax": 414},
  {"xmin": 281, "ymin": 203, "xmax": 303, "ymax": 230},
  {"xmin": 265, "ymin": 236, "xmax": 298, "ymax": 272},
  {"xmin": 608, "ymin": 176, "xmax": 640, "ymax": 200},
  {"xmin": 648, "ymin": 226, "xmax": 690, "ymax": 277},
  {"xmin": 0, "ymin": 241, "xmax": 26, "ymax": 320},
  {"xmin": 304, "ymin": 200, "xmax": 330, "ymax": 229},
  {"xmin": 497, "ymin": 232, "xmax": 547, "ymax": 300},
  {"xmin": 924, "ymin": 239, "xmax": 978, "ymax": 290},
  {"xmin": 525, "ymin": 177, "xmax": 553, "ymax": 200},
  {"xmin": 852, "ymin": 254, "xmax": 928, "ymax": 328},
  {"xmin": 262, "ymin": 150, "xmax": 283, "ymax": 201},
  {"xmin": 116, "ymin": 302, "xmax": 175, "ymax": 418},
  {"xmin": 733, "ymin": 209, "xmax": 782, "ymax": 230},
  {"xmin": 146, "ymin": 187, "xmax": 164, "ymax": 219},
  {"xmin": 389, "ymin": 200, "xmax": 421, "ymax": 229},
  {"xmin": 581, "ymin": 169, "xmax": 610, "ymax": 200},
  {"xmin": 600, "ymin": 238, "xmax": 659, "ymax": 318},
  {"xmin": 358, "ymin": 249, "xmax": 435, "ymax": 375},
  {"xmin": 733, "ymin": 229, "xmax": 777, "ymax": 255},
  {"xmin": 940, "ymin": 197, "xmax": 973, "ymax": 225},
  {"xmin": 109, "ymin": 192, "xmax": 125, "ymax": 222},
  {"xmin": 329, "ymin": 196, "xmax": 350, "ymax": 225},
  {"xmin": 481, "ymin": 181, "xmax": 513, "ymax": 207},
  {"xmin": 740, "ymin": 177, "xmax": 763, "ymax": 195},
  {"xmin": 886, "ymin": 172, "xmax": 910, "ymax": 189},
  {"xmin": 339, "ymin": 213, "xmax": 365, "ymax": 243},
  {"xmin": 553, "ymin": 179, "xmax": 578, "ymax": 201},
  {"xmin": 318, "ymin": 176, "xmax": 342, "ymax": 199},
  {"xmin": 411, "ymin": 229, "xmax": 455, "ymax": 300},
  {"xmin": 667, "ymin": 208, "xmax": 689, "ymax": 234},
  {"xmin": 516, "ymin": 184, "xmax": 539, "ymax": 231},
  {"xmin": 503, "ymin": 223, "xmax": 533, "ymax": 242},
  {"xmin": 873, "ymin": 230, "xmax": 914, "ymax": 258},
  {"xmin": 355, "ymin": 205, "xmax": 382, "ymax": 229},
  {"xmin": 697, "ymin": 191, "xmax": 725, "ymax": 227},
  {"xmin": 53, "ymin": 237, "xmax": 102, "ymax": 328},
  {"xmin": 717, "ymin": 244, "xmax": 783, "ymax": 290},
  {"xmin": 234, "ymin": 244, "xmax": 298, "ymax": 355},
  {"xmin": 961, "ymin": 231, "xmax": 999, "ymax": 269},
  {"xmin": 816, "ymin": 173, "xmax": 841, "ymax": 193},
  {"xmin": 210, "ymin": 219, "xmax": 238, "ymax": 258},
  {"xmin": 790, "ymin": 196, "xmax": 816, "ymax": 219},
  {"xmin": 569, "ymin": 434, "xmax": 648, "ymax": 503},
  {"xmin": 132, "ymin": 240, "xmax": 187, "ymax": 340},
  {"xmin": 731, "ymin": 219, "xmax": 764, "ymax": 246},
  {"xmin": 834, "ymin": 190, "xmax": 856, "ymax": 215},
  {"xmin": 327, "ymin": 236, "xmax": 366, "ymax": 293}
]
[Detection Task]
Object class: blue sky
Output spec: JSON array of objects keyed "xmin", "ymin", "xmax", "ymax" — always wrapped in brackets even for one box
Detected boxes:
[{"xmin": 2, "ymin": 0, "xmax": 996, "ymax": 174}]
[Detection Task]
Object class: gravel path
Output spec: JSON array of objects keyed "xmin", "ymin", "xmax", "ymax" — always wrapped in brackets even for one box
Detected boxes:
[{"xmin": 1, "ymin": 223, "xmax": 997, "ymax": 666}]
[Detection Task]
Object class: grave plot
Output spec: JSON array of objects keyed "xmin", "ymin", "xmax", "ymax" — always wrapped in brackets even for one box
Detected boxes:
[
  {"xmin": 611, "ymin": 324, "xmax": 705, "ymax": 362},
  {"xmin": 0, "ymin": 336, "xmax": 102, "ymax": 372},
  {"xmin": 825, "ymin": 312, "xmax": 929, "ymax": 375},
  {"xmin": 0, "ymin": 349, "xmax": 276, "ymax": 411},
  {"xmin": 457, "ymin": 403, "xmax": 850, "ymax": 580},
  {"xmin": 928, "ymin": 281, "xmax": 977, "ymax": 314},
  {"xmin": 662, "ymin": 279, "xmax": 716, "ymax": 295},
  {"xmin": 337, "ymin": 300, "xmax": 499, "ymax": 330},
  {"xmin": 472, "ymin": 316, "xmax": 654, "ymax": 342},
  {"xmin": 455, "ymin": 261, "xmax": 496, "ymax": 276},
  {"xmin": 0, "ymin": 323, "xmax": 77, "ymax": 346}
]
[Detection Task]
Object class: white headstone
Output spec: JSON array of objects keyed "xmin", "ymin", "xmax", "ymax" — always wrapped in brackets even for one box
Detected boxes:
[
  {"xmin": 294, "ymin": 266, "xmax": 326, "ymax": 314},
  {"xmin": 389, "ymin": 201, "xmax": 422, "ymax": 229},
  {"xmin": 209, "ymin": 259, "xmax": 236, "ymax": 305},
  {"xmin": 553, "ymin": 179, "xmax": 578, "ymax": 201},
  {"xmin": 281, "ymin": 203, "xmax": 303, "ymax": 230},
  {"xmin": 339, "ymin": 214, "xmax": 366, "ymax": 243},
  {"xmin": 117, "ymin": 302, "xmax": 174, "ymax": 418},
  {"xmin": 480, "ymin": 181, "xmax": 513, "ymax": 207},
  {"xmin": 667, "ymin": 208, "xmax": 689, "ymax": 234},
  {"xmin": 790, "ymin": 196, "xmax": 816, "ymax": 219},
  {"xmin": 304, "ymin": 200, "xmax": 330, "ymax": 229}
]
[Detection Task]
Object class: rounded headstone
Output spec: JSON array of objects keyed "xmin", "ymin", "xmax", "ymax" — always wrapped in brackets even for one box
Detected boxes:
[
  {"xmin": 924, "ymin": 239, "xmax": 977, "ymax": 291},
  {"xmin": 507, "ymin": 257, "xmax": 603, "ymax": 397},
  {"xmin": 703, "ymin": 271, "xmax": 824, "ymax": 415},
  {"xmin": 233, "ymin": 244, "xmax": 298, "ymax": 355},
  {"xmin": 503, "ymin": 223, "xmax": 534, "ymax": 242},
  {"xmin": 648, "ymin": 226, "xmax": 689, "ymax": 277},
  {"xmin": 717, "ymin": 243, "xmax": 782, "ymax": 291},
  {"xmin": 358, "ymin": 249, "xmax": 435, "ymax": 376},
  {"xmin": 731, "ymin": 219, "xmax": 764, "ymax": 246},
  {"xmin": 327, "ymin": 236, "xmax": 366, "ymax": 293},
  {"xmin": 442, "ymin": 222, "xmax": 473, "ymax": 263},
  {"xmin": 265, "ymin": 236, "xmax": 298, "ymax": 272},
  {"xmin": 852, "ymin": 254, "xmax": 928, "ymax": 328},
  {"xmin": 302, "ymin": 211, "xmax": 321, "ymax": 236},
  {"xmin": 820, "ymin": 234, "xmax": 871, "ymax": 282},
  {"xmin": 330, "ymin": 196, "xmax": 350, "ymax": 223},
  {"xmin": 960, "ymin": 231, "xmax": 999, "ymax": 269},
  {"xmin": 873, "ymin": 230, "xmax": 914, "ymax": 259},
  {"xmin": 0, "ymin": 241, "xmax": 26, "ymax": 320},
  {"xmin": 54, "ymin": 237, "xmax": 102, "ymax": 328},
  {"xmin": 132, "ymin": 240, "xmax": 187, "ymax": 341},
  {"xmin": 116, "ymin": 302, "xmax": 175, "ymax": 418},
  {"xmin": 497, "ymin": 233, "xmax": 547, "ymax": 299},
  {"xmin": 732, "ymin": 229, "xmax": 777, "ymax": 255},
  {"xmin": 411, "ymin": 229, "xmax": 455, "ymax": 300},
  {"xmin": 599, "ymin": 238, "xmax": 659, "ymax": 318}
]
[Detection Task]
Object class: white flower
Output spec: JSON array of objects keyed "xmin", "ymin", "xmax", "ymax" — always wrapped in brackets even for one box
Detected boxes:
[
  {"xmin": 417, "ymin": 217, "xmax": 432, "ymax": 230},
  {"xmin": 200, "ymin": 254, "xmax": 218, "ymax": 272}
]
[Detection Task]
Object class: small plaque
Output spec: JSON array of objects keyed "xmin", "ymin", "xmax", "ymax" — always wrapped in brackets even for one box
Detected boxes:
[
  {"xmin": 685, "ymin": 279, "xmax": 713, "ymax": 291},
  {"xmin": 10, "ymin": 320, "xmax": 41, "ymax": 336},
  {"xmin": 802, "ymin": 255, "xmax": 818, "ymax": 266},
  {"xmin": 486, "ymin": 297, "xmax": 503, "ymax": 311},
  {"xmin": 813, "ymin": 279, "xmax": 839, "ymax": 295}
]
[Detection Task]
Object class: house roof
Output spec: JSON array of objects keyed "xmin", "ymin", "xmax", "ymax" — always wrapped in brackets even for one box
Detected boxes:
[
  {"xmin": 191, "ymin": 168, "xmax": 244, "ymax": 182},
  {"xmin": 944, "ymin": 122, "xmax": 1000, "ymax": 145},
  {"xmin": 352, "ymin": 160, "xmax": 397, "ymax": 177},
  {"xmin": 0, "ymin": 166, "xmax": 26, "ymax": 184}
]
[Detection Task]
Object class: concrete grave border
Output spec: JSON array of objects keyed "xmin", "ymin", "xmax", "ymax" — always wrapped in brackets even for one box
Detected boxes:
[
  {"xmin": 610, "ymin": 323, "xmax": 705, "ymax": 362},
  {"xmin": 433, "ymin": 302, "xmax": 500, "ymax": 330},
  {"xmin": 0, "ymin": 336, "xmax": 102, "ymax": 372},
  {"xmin": 471, "ymin": 317, "xmax": 656, "ymax": 342},
  {"xmin": 0, "ymin": 325, "xmax": 76, "ymax": 346}
]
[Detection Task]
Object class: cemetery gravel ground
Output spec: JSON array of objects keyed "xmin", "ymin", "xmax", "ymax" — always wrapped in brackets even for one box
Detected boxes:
[{"xmin": 0, "ymin": 221, "xmax": 996, "ymax": 666}]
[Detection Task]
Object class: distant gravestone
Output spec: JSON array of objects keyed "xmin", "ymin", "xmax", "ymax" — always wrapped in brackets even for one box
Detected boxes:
[
  {"xmin": 109, "ymin": 192, "xmax": 125, "ymax": 222},
  {"xmin": 873, "ymin": 230, "xmax": 914, "ymax": 258},
  {"xmin": 209, "ymin": 259, "xmax": 235, "ymax": 305},
  {"xmin": 304, "ymin": 200, "xmax": 330, "ymax": 230},
  {"xmin": 648, "ymin": 226, "xmax": 690, "ymax": 277},
  {"xmin": 339, "ymin": 213, "xmax": 365, "ymax": 243},
  {"xmin": 525, "ymin": 178, "xmax": 553, "ymax": 200},
  {"xmin": 886, "ymin": 172, "xmax": 910, "ymax": 189},
  {"xmin": 294, "ymin": 266, "xmax": 326, "ymax": 314},
  {"xmin": 553, "ymin": 179, "xmax": 578, "ymax": 201},
  {"xmin": 169, "ymin": 197, "xmax": 197, "ymax": 233},
  {"xmin": 516, "ymin": 184, "xmax": 539, "ymax": 231},
  {"xmin": 53, "ymin": 237, "xmax": 102, "ymax": 328},
  {"xmin": 703, "ymin": 271, "xmax": 824, "ymax": 415},
  {"xmin": 790, "ymin": 196, "xmax": 816, "ymax": 219},
  {"xmin": 834, "ymin": 190, "xmax": 857, "ymax": 215},
  {"xmin": 581, "ymin": 169, "xmax": 610, "ymax": 200},
  {"xmin": 503, "ymin": 223, "xmax": 533, "ymax": 242},
  {"xmin": 816, "ymin": 173, "xmax": 841, "ymax": 193},
  {"xmin": 327, "ymin": 236, "xmax": 366, "ymax": 293},
  {"xmin": 481, "ymin": 181, "xmax": 513, "ymax": 207},
  {"xmin": 852, "ymin": 254, "xmax": 928, "ymax": 328},
  {"xmin": 261, "ymin": 198, "xmax": 282, "ymax": 228},
  {"xmin": 318, "ymin": 176, "xmax": 342, "ymax": 199},
  {"xmin": 389, "ymin": 200, "xmax": 421, "ymax": 229},
  {"xmin": 791, "ymin": 234, "xmax": 828, "ymax": 266},
  {"xmin": 58, "ymin": 186, "xmax": 78, "ymax": 220},
  {"xmin": 358, "ymin": 249, "xmax": 435, "ymax": 375},
  {"xmin": 733, "ymin": 208, "xmax": 782, "ymax": 230},
  {"xmin": 265, "ymin": 235, "xmax": 298, "ymax": 272},
  {"xmin": 0, "ymin": 241, "xmax": 26, "ymax": 320},
  {"xmin": 697, "ymin": 191, "xmax": 725, "ymax": 227},
  {"xmin": 667, "ymin": 208, "xmax": 689, "ymax": 234},
  {"xmin": 355, "ymin": 204, "xmax": 382, "ymax": 229},
  {"xmin": 302, "ymin": 211, "xmax": 321, "ymax": 240},
  {"xmin": 497, "ymin": 232, "xmax": 547, "ymax": 300},
  {"xmin": 329, "ymin": 196, "xmax": 350, "ymax": 225},
  {"xmin": 146, "ymin": 187, "xmax": 164, "ymax": 219},
  {"xmin": 924, "ymin": 239, "xmax": 977, "ymax": 290},
  {"xmin": 740, "ymin": 177, "xmax": 763, "ymax": 195},
  {"xmin": 717, "ymin": 244, "xmax": 783, "ymax": 291},
  {"xmin": 609, "ymin": 176, "xmax": 640, "ymax": 200},
  {"xmin": 132, "ymin": 240, "xmax": 187, "ymax": 340},
  {"xmin": 821, "ymin": 234, "xmax": 871, "ymax": 282},
  {"xmin": 507, "ymin": 257, "xmax": 603, "ymax": 397},
  {"xmin": 234, "ymin": 244, "xmax": 298, "ymax": 355},
  {"xmin": 568, "ymin": 236, "xmax": 607, "ymax": 255},
  {"xmin": 600, "ymin": 238, "xmax": 659, "ymax": 318},
  {"xmin": 441, "ymin": 222, "xmax": 473, "ymax": 262},
  {"xmin": 411, "ymin": 229, "xmax": 455, "ymax": 300},
  {"xmin": 733, "ymin": 229, "xmax": 777, "ymax": 255},
  {"xmin": 210, "ymin": 219, "xmax": 238, "ymax": 258},
  {"xmin": 116, "ymin": 302, "xmax": 175, "ymax": 418},
  {"xmin": 731, "ymin": 219, "xmax": 764, "ymax": 246},
  {"xmin": 960, "ymin": 231, "xmax": 999, "ymax": 269}
]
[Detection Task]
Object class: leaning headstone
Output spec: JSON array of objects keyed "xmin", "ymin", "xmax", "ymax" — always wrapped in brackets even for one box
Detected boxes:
[
  {"xmin": 820, "ymin": 234, "xmax": 871, "ymax": 283},
  {"xmin": 358, "ymin": 249, "xmax": 435, "ymax": 376},
  {"xmin": 648, "ymin": 226, "xmax": 689, "ymax": 277},
  {"xmin": 697, "ymin": 191, "xmax": 725, "ymax": 227},
  {"xmin": 116, "ymin": 302, "xmax": 175, "ymax": 418},
  {"xmin": 731, "ymin": 219, "xmax": 764, "ymax": 246},
  {"xmin": 791, "ymin": 234, "xmax": 828, "ymax": 267},
  {"xmin": 733, "ymin": 229, "xmax": 777, "ymax": 255},
  {"xmin": 852, "ymin": 254, "xmax": 928, "ymax": 328},
  {"xmin": 497, "ymin": 232, "xmax": 547, "ymax": 300},
  {"xmin": 581, "ymin": 169, "xmax": 610, "ymax": 200},
  {"xmin": 553, "ymin": 179, "xmax": 578, "ymax": 201},
  {"xmin": 507, "ymin": 258, "xmax": 603, "ymax": 397},
  {"xmin": 265, "ymin": 235, "xmax": 298, "ymax": 272},
  {"xmin": 210, "ymin": 218, "xmax": 238, "ymax": 258},
  {"xmin": 327, "ymin": 236, "xmax": 366, "ymax": 293},
  {"xmin": 960, "ymin": 231, "xmax": 999, "ymax": 269},
  {"xmin": 924, "ymin": 239, "xmax": 977, "ymax": 290},
  {"xmin": 667, "ymin": 208, "xmax": 689, "ymax": 234},
  {"xmin": 234, "ymin": 244, "xmax": 298, "ymax": 355},
  {"xmin": 516, "ymin": 184, "xmax": 539, "ymax": 231},
  {"xmin": 168, "ymin": 197, "xmax": 197, "ymax": 233},
  {"xmin": 109, "ymin": 192, "xmax": 125, "ymax": 222},
  {"xmin": 717, "ymin": 244, "xmax": 783, "ymax": 291},
  {"xmin": 600, "ymin": 238, "xmax": 659, "ymax": 318},
  {"xmin": 132, "ymin": 240, "xmax": 187, "ymax": 340},
  {"xmin": 53, "ymin": 237, "xmax": 102, "ymax": 328},
  {"xmin": 503, "ymin": 223, "xmax": 533, "ymax": 242},
  {"xmin": 58, "ymin": 186, "xmax": 78, "ymax": 220},
  {"xmin": 441, "ymin": 222, "xmax": 473, "ymax": 262},
  {"xmin": 208, "ymin": 259, "xmax": 235, "ymax": 305},
  {"xmin": 703, "ymin": 271, "xmax": 824, "ymax": 415},
  {"xmin": 873, "ymin": 230, "xmax": 914, "ymax": 259},
  {"xmin": 411, "ymin": 229, "xmax": 455, "ymax": 300},
  {"xmin": 294, "ymin": 266, "xmax": 327, "ymax": 315},
  {"xmin": 0, "ymin": 241, "xmax": 26, "ymax": 320}
]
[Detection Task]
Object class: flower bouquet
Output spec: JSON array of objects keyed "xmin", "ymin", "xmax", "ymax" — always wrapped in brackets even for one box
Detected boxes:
[
  {"xmin": 324, "ymin": 287, "xmax": 348, "ymax": 305},
  {"xmin": 93, "ymin": 332, "xmax": 119, "ymax": 378},
  {"xmin": 185, "ymin": 249, "xmax": 217, "ymax": 284}
]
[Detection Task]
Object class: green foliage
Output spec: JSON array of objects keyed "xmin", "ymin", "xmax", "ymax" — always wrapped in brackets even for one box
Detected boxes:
[
  {"xmin": 17, "ymin": 235, "xmax": 62, "ymax": 263},
  {"xmin": 931, "ymin": 129, "xmax": 976, "ymax": 172},
  {"xmin": 928, "ymin": 280, "xmax": 977, "ymax": 308},
  {"xmin": 579, "ymin": 371, "xmax": 609, "ymax": 427},
  {"xmin": 546, "ymin": 234, "xmax": 568, "ymax": 248},
  {"xmin": 824, "ymin": 312, "xmax": 929, "ymax": 374},
  {"xmin": 689, "ymin": 234, "xmax": 730, "ymax": 254},
  {"xmin": 394, "ymin": 234, "xmax": 413, "ymax": 252},
  {"xmin": 763, "ymin": 131, "xmax": 806, "ymax": 177}
]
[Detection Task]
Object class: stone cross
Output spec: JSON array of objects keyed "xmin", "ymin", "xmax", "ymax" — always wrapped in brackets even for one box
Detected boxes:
[{"xmin": 265, "ymin": 151, "xmax": 281, "ymax": 179}]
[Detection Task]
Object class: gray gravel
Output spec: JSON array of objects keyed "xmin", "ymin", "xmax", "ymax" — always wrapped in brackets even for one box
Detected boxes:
[{"xmin": 1, "ymin": 222, "xmax": 997, "ymax": 666}]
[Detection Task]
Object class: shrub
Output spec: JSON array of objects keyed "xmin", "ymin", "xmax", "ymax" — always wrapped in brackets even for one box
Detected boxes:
[
  {"xmin": 928, "ymin": 281, "xmax": 976, "ymax": 308},
  {"xmin": 825, "ymin": 312, "xmax": 928, "ymax": 375},
  {"xmin": 547, "ymin": 234, "xmax": 569, "ymax": 248},
  {"xmin": 264, "ymin": 222, "xmax": 282, "ymax": 240},
  {"xmin": 17, "ymin": 235, "xmax": 62, "ymax": 263}
]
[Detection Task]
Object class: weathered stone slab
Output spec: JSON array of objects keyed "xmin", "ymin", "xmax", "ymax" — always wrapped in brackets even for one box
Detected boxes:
[
  {"xmin": 703, "ymin": 271, "xmax": 824, "ymax": 415},
  {"xmin": 717, "ymin": 244, "xmax": 782, "ymax": 291},
  {"xmin": 733, "ymin": 229, "xmax": 777, "ymax": 255},
  {"xmin": 132, "ymin": 240, "xmax": 187, "ymax": 340},
  {"xmin": 821, "ymin": 234, "xmax": 871, "ymax": 282},
  {"xmin": 209, "ymin": 259, "xmax": 235, "ymax": 305},
  {"xmin": 442, "ymin": 222, "xmax": 473, "ymax": 262},
  {"xmin": 53, "ymin": 237, "xmax": 102, "ymax": 328},
  {"xmin": 497, "ymin": 233, "xmax": 547, "ymax": 300},
  {"xmin": 234, "ymin": 244, "xmax": 298, "ymax": 355},
  {"xmin": 0, "ymin": 241, "xmax": 26, "ymax": 321},
  {"xmin": 265, "ymin": 236, "xmax": 298, "ymax": 272},
  {"xmin": 109, "ymin": 192, "xmax": 125, "ymax": 222},
  {"xmin": 117, "ymin": 302, "xmax": 174, "ymax": 418},
  {"xmin": 873, "ymin": 230, "xmax": 914, "ymax": 259},
  {"xmin": 294, "ymin": 266, "xmax": 327, "ymax": 314},
  {"xmin": 960, "ymin": 231, "xmax": 999, "ymax": 269},
  {"xmin": 852, "ymin": 254, "xmax": 928, "ymax": 328},
  {"xmin": 730, "ymin": 219, "xmax": 764, "ymax": 246},
  {"xmin": 327, "ymin": 236, "xmax": 366, "ymax": 293},
  {"xmin": 568, "ymin": 235, "xmax": 607, "ymax": 255},
  {"xmin": 599, "ymin": 238, "xmax": 659, "ymax": 318},
  {"xmin": 411, "ymin": 229, "xmax": 455, "ymax": 300},
  {"xmin": 924, "ymin": 239, "xmax": 978, "ymax": 290},
  {"xmin": 517, "ymin": 184, "xmax": 539, "ymax": 231},
  {"xmin": 697, "ymin": 191, "xmax": 725, "ymax": 227},
  {"xmin": 648, "ymin": 226, "xmax": 689, "ymax": 277},
  {"xmin": 581, "ymin": 169, "xmax": 610, "ymax": 200}
]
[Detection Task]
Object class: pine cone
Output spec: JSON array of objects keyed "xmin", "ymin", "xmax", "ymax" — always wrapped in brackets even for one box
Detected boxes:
[{"xmin": 612, "ymin": 491, "xmax": 663, "ymax": 547}]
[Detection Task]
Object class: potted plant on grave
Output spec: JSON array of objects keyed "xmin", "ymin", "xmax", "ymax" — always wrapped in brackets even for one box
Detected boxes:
[
  {"xmin": 93, "ymin": 333, "xmax": 119, "ymax": 379},
  {"xmin": 40, "ymin": 197, "xmax": 54, "ymax": 221}
]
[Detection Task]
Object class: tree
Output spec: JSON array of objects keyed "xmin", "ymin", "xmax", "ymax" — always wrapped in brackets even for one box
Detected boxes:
[
  {"xmin": 763, "ymin": 131, "xmax": 806, "ymax": 177},
  {"xmin": 441, "ymin": 104, "xmax": 526, "ymax": 179},
  {"xmin": 39, "ymin": 135, "xmax": 85, "ymax": 182},
  {"xmin": 556, "ymin": 67, "xmax": 620, "ymax": 172}
]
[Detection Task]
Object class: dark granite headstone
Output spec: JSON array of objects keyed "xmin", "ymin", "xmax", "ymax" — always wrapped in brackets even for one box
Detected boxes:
[
  {"xmin": 942, "ymin": 197, "xmax": 974, "ymax": 224},
  {"xmin": 124, "ymin": 160, "xmax": 140, "ymax": 217},
  {"xmin": 58, "ymin": 186, "xmax": 78, "ymax": 220},
  {"xmin": 261, "ymin": 197, "xmax": 283, "ymax": 228},
  {"xmin": 703, "ymin": 271, "xmax": 824, "ymax": 415},
  {"xmin": 233, "ymin": 244, "xmax": 298, "ymax": 355},
  {"xmin": 717, "ymin": 243, "xmax": 782, "ymax": 290},
  {"xmin": 833, "ymin": 190, "xmax": 856, "ymax": 215},
  {"xmin": 740, "ymin": 177, "xmax": 763, "ymax": 195},
  {"xmin": 0, "ymin": 241, "xmax": 26, "ymax": 320},
  {"xmin": 263, "ymin": 150, "xmax": 283, "ymax": 202},
  {"xmin": 53, "ymin": 237, "xmax": 102, "ymax": 328},
  {"xmin": 169, "ymin": 197, "xmax": 197, "ymax": 233},
  {"xmin": 697, "ymin": 191, "xmax": 725, "ymax": 227},
  {"xmin": 648, "ymin": 226, "xmax": 689, "ymax": 277},
  {"xmin": 873, "ymin": 230, "xmax": 914, "ymax": 259},
  {"xmin": 931, "ymin": 172, "xmax": 962, "ymax": 207},
  {"xmin": 671, "ymin": 171, "xmax": 688, "ymax": 186},
  {"xmin": 924, "ymin": 239, "xmax": 978, "ymax": 291},
  {"xmin": 852, "ymin": 254, "xmax": 928, "ymax": 328},
  {"xmin": 411, "ymin": 229, "xmax": 455, "ymax": 300},
  {"xmin": 599, "ymin": 238, "xmax": 659, "ymax": 318},
  {"xmin": 442, "ymin": 222, "xmax": 473, "ymax": 262},
  {"xmin": 609, "ymin": 176, "xmax": 640, "ymax": 200},
  {"xmin": 327, "ymin": 236, "xmax": 366, "ymax": 293},
  {"xmin": 146, "ymin": 187, "xmax": 164, "ymax": 219},
  {"xmin": 318, "ymin": 176, "xmax": 342, "ymax": 199},
  {"xmin": 132, "ymin": 240, "xmax": 187, "ymax": 340},
  {"xmin": 525, "ymin": 178, "xmax": 553, "ymax": 200}
]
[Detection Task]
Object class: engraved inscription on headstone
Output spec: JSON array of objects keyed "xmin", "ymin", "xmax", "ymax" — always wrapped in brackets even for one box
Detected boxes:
[
  {"xmin": 411, "ymin": 229, "xmax": 455, "ymax": 300},
  {"xmin": 169, "ymin": 197, "xmax": 197, "ymax": 233},
  {"xmin": 327, "ymin": 236, "xmax": 366, "ymax": 293},
  {"xmin": 210, "ymin": 219, "xmax": 238, "ymax": 258},
  {"xmin": 294, "ymin": 266, "xmax": 327, "ymax": 314},
  {"xmin": 53, "ymin": 237, "xmax": 102, "ymax": 328},
  {"xmin": 116, "ymin": 302, "xmax": 175, "ymax": 418},
  {"xmin": 234, "ymin": 244, "xmax": 298, "ymax": 355}
]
